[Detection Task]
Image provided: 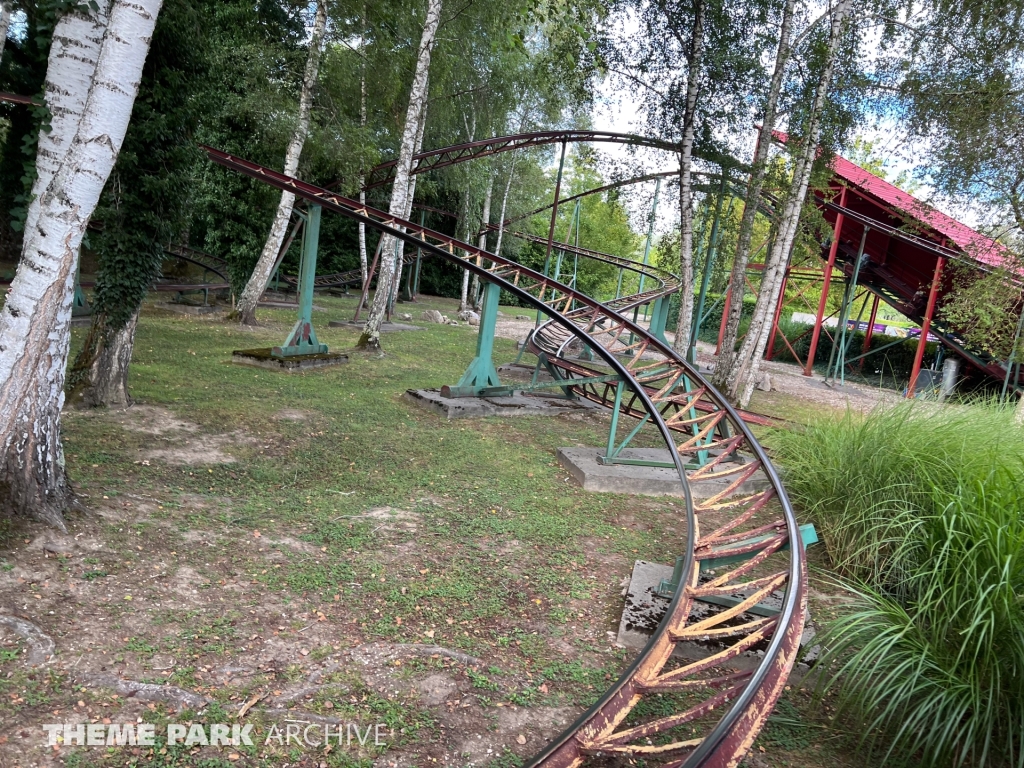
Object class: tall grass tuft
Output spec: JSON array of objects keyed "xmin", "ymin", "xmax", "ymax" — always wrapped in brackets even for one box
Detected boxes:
[
  {"xmin": 770, "ymin": 401, "xmax": 1024, "ymax": 766},
  {"xmin": 816, "ymin": 471, "xmax": 1024, "ymax": 767},
  {"xmin": 769, "ymin": 401, "xmax": 1024, "ymax": 591}
]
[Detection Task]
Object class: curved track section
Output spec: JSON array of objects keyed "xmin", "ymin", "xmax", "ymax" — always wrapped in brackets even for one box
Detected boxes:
[
  {"xmin": 363, "ymin": 130, "xmax": 681, "ymax": 190},
  {"xmin": 204, "ymin": 146, "xmax": 807, "ymax": 768}
]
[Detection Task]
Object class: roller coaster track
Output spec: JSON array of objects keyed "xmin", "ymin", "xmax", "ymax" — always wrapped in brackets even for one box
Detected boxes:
[
  {"xmin": 204, "ymin": 145, "xmax": 807, "ymax": 768},
  {"xmin": 163, "ymin": 243, "xmax": 230, "ymax": 282},
  {"xmin": 362, "ymin": 130, "xmax": 682, "ymax": 190}
]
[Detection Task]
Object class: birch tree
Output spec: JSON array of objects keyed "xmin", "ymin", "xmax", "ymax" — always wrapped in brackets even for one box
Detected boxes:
[
  {"xmin": 234, "ymin": 0, "xmax": 328, "ymax": 326},
  {"xmin": 722, "ymin": 0, "xmax": 857, "ymax": 406},
  {"xmin": 671, "ymin": 0, "xmax": 704, "ymax": 353},
  {"xmin": 0, "ymin": 0, "xmax": 162, "ymax": 527},
  {"xmin": 713, "ymin": 0, "xmax": 795, "ymax": 387},
  {"xmin": 0, "ymin": 1, "xmax": 11, "ymax": 63},
  {"xmin": 358, "ymin": 0, "xmax": 443, "ymax": 352}
]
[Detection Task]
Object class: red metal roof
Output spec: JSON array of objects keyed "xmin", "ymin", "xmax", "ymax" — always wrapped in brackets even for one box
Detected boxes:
[
  {"xmin": 772, "ymin": 129, "xmax": 1011, "ymax": 269},
  {"xmin": 829, "ymin": 154, "xmax": 1009, "ymax": 268}
]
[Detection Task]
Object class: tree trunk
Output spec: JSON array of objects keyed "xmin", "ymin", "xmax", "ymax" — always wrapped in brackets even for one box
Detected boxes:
[
  {"xmin": 712, "ymin": 0, "xmax": 795, "ymax": 388},
  {"xmin": 23, "ymin": 1, "xmax": 111, "ymax": 240},
  {"xmin": 0, "ymin": 2, "xmax": 12, "ymax": 64},
  {"xmin": 457, "ymin": 187, "xmax": 473, "ymax": 312},
  {"xmin": 69, "ymin": 310, "xmax": 139, "ymax": 408},
  {"xmin": 357, "ymin": 6, "xmax": 369, "ymax": 306},
  {"xmin": 0, "ymin": 0, "xmax": 161, "ymax": 527},
  {"xmin": 235, "ymin": 0, "xmax": 328, "ymax": 325},
  {"xmin": 726, "ymin": 0, "xmax": 855, "ymax": 407},
  {"xmin": 471, "ymin": 169, "xmax": 494, "ymax": 309},
  {"xmin": 358, "ymin": 0, "xmax": 442, "ymax": 352},
  {"xmin": 493, "ymin": 152, "xmax": 518, "ymax": 260},
  {"xmin": 671, "ymin": 0, "xmax": 705, "ymax": 353},
  {"xmin": 393, "ymin": 109, "xmax": 429, "ymax": 307}
]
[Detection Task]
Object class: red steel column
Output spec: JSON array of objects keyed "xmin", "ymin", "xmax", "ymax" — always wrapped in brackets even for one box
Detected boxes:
[
  {"xmin": 803, "ymin": 186, "xmax": 847, "ymax": 376},
  {"xmin": 859, "ymin": 294, "xmax": 880, "ymax": 370},
  {"xmin": 716, "ymin": 286, "xmax": 733, "ymax": 355},
  {"xmin": 907, "ymin": 257, "xmax": 945, "ymax": 397},
  {"xmin": 765, "ymin": 269, "xmax": 790, "ymax": 361}
]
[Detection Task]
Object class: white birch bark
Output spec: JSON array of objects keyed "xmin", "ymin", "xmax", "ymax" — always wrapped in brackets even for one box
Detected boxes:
[
  {"xmin": 393, "ymin": 105, "xmax": 429, "ymax": 305},
  {"xmin": 23, "ymin": 1, "xmax": 111, "ymax": 240},
  {"xmin": 471, "ymin": 170, "xmax": 494, "ymax": 309},
  {"xmin": 728, "ymin": 0, "xmax": 856, "ymax": 407},
  {"xmin": 713, "ymin": 0, "xmax": 795, "ymax": 388},
  {"xmin": 359, "ymin": 0, "xmax": 443, "ymax": 350},
  {"xmin": 493, "ymin": 152, "xmax": 518, "ymax": 260},
  {"xmin": 672, "ymin": 0, "xmax": 705, "ymax": 354},
  {"xmin": 235, "ymin": 0, "xmax": 328, "ymax": 325},
  {"xmin": 457, "ymin": 188, "xmax": 472, "ymax": 311},
  {"xmin": 0, "ymin": 1, "xmax": 12, "ymax": 64},
  {"xmin": 0, "ymin": 0, "xmax": 161, "ymax": 527}
]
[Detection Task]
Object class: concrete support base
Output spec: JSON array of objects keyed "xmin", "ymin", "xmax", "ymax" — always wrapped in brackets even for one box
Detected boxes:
[
  {"xmin": 232, "ymin": 348, "xmax": 348, "ymax": 372},
  {"xmin": 328, "ymin": 320, "xmax": 423, "ymax": 332},
  {"xmin": 404, "ymin": 389, "xmax": 600, "ymax": 420},
  {"xmin": 617, "ymin": 559, "xmax": 818, "ymax": 668},
  {"xmin": 556, "ymin": 447, "xmax": 768, "ymax": 499},
  {"xmin": 156, "ymin": 301, "xmax": 221, "ymax": 315}
]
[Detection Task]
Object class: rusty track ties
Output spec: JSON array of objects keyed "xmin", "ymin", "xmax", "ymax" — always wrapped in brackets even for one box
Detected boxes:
[{"xmin": 203, "ymin": 145, "xmax": 807, "ymax": 768}]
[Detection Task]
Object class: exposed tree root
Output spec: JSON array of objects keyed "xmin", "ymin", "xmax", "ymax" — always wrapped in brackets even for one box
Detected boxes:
[
  {"xmin": 82, "ymin": 675, "xmax": 210, "ymax": 711},
  {"xmin": 0, "ymin": 615, "xmax": 55, "ymax": 665}
]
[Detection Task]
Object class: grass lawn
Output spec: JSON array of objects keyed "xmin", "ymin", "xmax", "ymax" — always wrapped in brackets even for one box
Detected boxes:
[{"xmin": 0, "ymin": 291, "xmax": 870, "ymax": 768}]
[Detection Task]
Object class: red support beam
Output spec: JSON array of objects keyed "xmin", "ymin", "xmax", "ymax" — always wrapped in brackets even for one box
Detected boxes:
[
  {"xmin": 765, "ymin": 270, "xmax": 790, "ymax": 361},
  {"xmin": 716, "ymin": 286, "xmax": 732, "ymax": 355},
  {"xmin": 804, "ymin": 186, "xmax": 847, "ymax": 376},
  {"xmin": 907, "ymin": 257, "xmax": 945, "ymax": 397}
]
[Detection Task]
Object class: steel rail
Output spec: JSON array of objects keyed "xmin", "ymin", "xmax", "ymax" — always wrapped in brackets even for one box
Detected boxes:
[
  {"xmin": 203, "ymin": 145, "xmax": 806, "ymax": 768},
  {"xmin": 362, "ymin": 130, "xmax": 683, "ymax": 189}
]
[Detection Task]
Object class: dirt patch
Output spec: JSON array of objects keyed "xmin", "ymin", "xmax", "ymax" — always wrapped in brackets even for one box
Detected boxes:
[{"xmin": 274, "ymin": 408, "xmax": 311, "ymax": 421}]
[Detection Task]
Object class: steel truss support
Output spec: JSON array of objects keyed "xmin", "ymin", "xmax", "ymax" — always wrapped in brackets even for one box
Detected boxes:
[
  {"xmin": 441, "ymin": 281, "xmax": 502, "ymax": 396},
  {"xmin": 804, "ymin": 187, "xmax": 848, "ymax": 375},
  {"xmin": 824, "ymin": 226, "xmax": 870, "ymax": 385},
  {"xmin": 689, "ymin": 178, "xmax": 728, "ymax": 363},
  {"xmin": 907, "ymin": 256, "xmax": 945, "ymax": 396},
  {"xmin": 272, "ymin": 204, "xmax": 328, "ymax": 358}
]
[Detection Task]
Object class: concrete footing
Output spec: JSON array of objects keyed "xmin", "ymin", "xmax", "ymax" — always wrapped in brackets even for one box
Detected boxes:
[
  {"xmin": 404, "ymin": 388, "xmax": 600, "ymax": 419},
  {"xmin": 329, "ymin": 320, "xmax": 423, "ymax": 332},
  {"xmin": 556, "ymin": 447, "xmax": 768, "ymax": 499},
  {"xmin": 156, "ymin": 301, "xmax": 221, "ymax": 315},
  {"xmin": 617, "ymin": 559, "xmax": 818, "ymax": 668},
  {"xmin": 232, "ymin": 348, "xmax": 348, "ymax": 372}
]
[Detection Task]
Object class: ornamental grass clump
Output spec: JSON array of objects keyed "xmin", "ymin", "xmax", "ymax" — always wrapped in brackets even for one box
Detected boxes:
[
  {"xmin": 770, "ymin": 401, "xmax": 1024, "ymax": 766},
  {"xmin": 769, "ymin": 401, "xmax": 1024, "ymax": 592},
  {"xmin": 816, "ymin": 472, "xmax": 1024, "ymax": 767}
]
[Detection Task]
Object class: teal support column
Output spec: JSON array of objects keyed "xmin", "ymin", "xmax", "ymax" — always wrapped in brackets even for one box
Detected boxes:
[
  {"xmin": 688, "ymin": 178, "xmax": 727, "ymax": 364},
  {"xmin": 72, "ymin": 256, "xmax": 90, "ymax": 317},
  {"xmin": 412, "ymin": 210, "xmax": 425, "ymax": 297},
  {"xmin": 441, "ymin": 280, "xmax": 502, "ymax": 397},
  {"xmin": 537, "ymin": 141, "xmax": 568, "ymax": 326},
  {"xmin": 824, "ymin": 226, "xmax": 870, "ymax": 384},
  {"xmin": 649, "ymin": 296, "xmax": 670, "ymax": 345},
  {"xmin": 272, "ymin": 205, "xmax": 328, "ymax": 358}
]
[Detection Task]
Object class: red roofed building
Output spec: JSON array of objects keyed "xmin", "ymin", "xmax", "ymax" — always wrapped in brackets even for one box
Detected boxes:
[{"xmin": 764, "ymin": 136, "xmax": 1019, "ymax": 396}]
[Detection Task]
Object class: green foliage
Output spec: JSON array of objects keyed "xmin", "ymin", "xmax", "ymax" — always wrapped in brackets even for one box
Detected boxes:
[
  {"xmin": 772, "ymin": 401, "xmax": 1024, "ymax": 766},
  {"xmin": 88, "ymin": 0, "xmax": 211, "ymax": 330},
  {"xmin": 939, "ymin": 262, "xmax": 1024, "ymax": 363},
  {"xmin": 817, "ymin": 470, "xmax": 1024, "ymax": 768}
]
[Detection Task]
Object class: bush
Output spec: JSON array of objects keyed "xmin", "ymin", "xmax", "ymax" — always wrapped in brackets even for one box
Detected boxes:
[{"xmin": 770, "ymin": 402, "xmax": 1024, "ymax": 766}]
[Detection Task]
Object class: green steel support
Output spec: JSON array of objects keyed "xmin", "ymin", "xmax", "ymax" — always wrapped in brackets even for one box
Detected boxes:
[
  {"xmin": 272, "ymin": 205, "xmax": 328, "ymax": 358},
  {"xmin": 629, "ymin": 179, "xmax": 662, "ymax": 339},
  {"xmin": 536, "ymin": 142, "xmax": 568, "ymax": 326},
  {"xmin": 688, "ymin": 178, "xmax": 727, "ymax": 364},
  {"xmin": 824, "ymin": 227, "xmax": 870, "ymax": 384},
  {"xmin": 443, "ymin": 280, "xmax": 502, "ymax": 396},
  {"xmin": 72, "ymin": 257, "xmax": 90, "ymax": 317},
  {"xmin": 656, "ymin": 524, "xmax": 819, "ymax": 601},
  {"xmin": 649, "ymin": 296, "xmax": 671, "ymax": 345}
]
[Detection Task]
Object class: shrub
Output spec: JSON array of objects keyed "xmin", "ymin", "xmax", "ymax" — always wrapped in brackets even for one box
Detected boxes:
[
  {"xmin": 771, "ymin": 402, "xmax": 1024, "ymax": 766},
  {"xmin": 817, "ymin": 472, "xmax": 1024, "ymax": 767}
]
